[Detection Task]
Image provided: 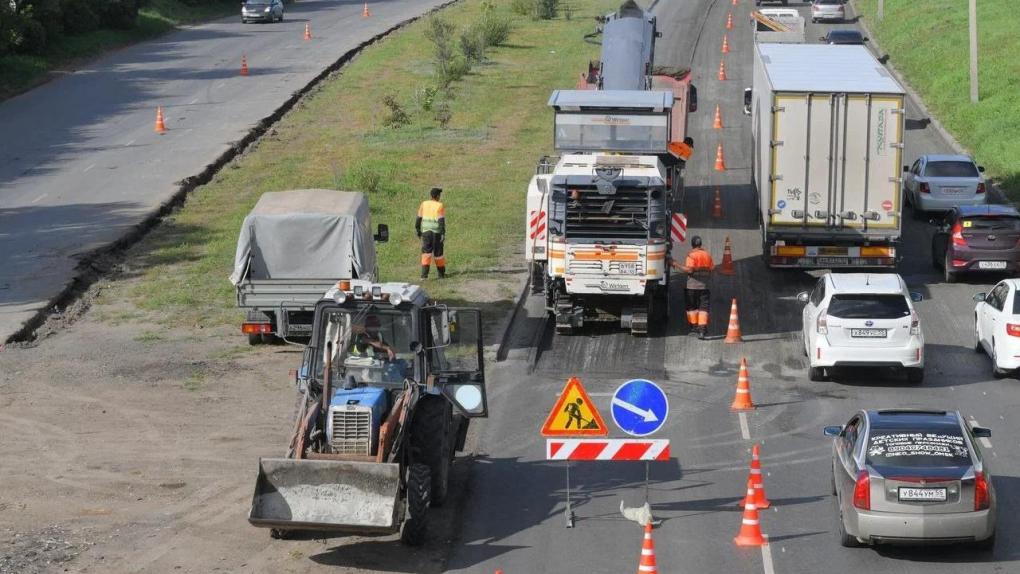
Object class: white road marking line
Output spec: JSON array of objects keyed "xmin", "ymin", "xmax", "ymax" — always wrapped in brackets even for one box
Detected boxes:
[
  {"xmin": 216, "ymin": 81, "xmax": 226, "ymax": 89},
  {"xmin": 761, "ymin": 536, "xmax": 776, "ymax": 574},
  {"xmin": 968, "ymin": 417, "xmax": 993, "ymax": 449},
  {"xmin": 189, "ymin": 97, "xmax": 200, "ymax": 104},
  {"xmin": 124, "ymin": 139, "xmax": 135, "ymax": 147},
  {"xmin": 738, "ymin": 411, "xmax": 750, "ymax": 440},
  {"xmin": 30, "ymin": 193, "xmax": 46, "ymax": 204},
  {"xmin": 83, "ymin": 163, "xmax": 95, "ymax": 173}
]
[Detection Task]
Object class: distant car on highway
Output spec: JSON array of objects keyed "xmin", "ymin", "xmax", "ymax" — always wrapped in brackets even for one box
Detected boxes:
[
  {"xmin": 798, "ymin": 273, "xmax": 924, "ymax": 383},
  {"xmin": 824, "ymin": 409, "xmax": 996, "ymax": 549},
  {"xmin": 820, "ymin": 29, "xmax": 865, "ymax": 44},
  {"xmin": 904, "ymin": 154, "xmax": 987, "ymax": 214},
  {"xmin": 811, "ymin": 0, "xmax": 846, "ymax": 23},
  {"xmin": 755, "ymin": 0, "xmax": 789, "ymax": 6},
  {"xmin": 973, "ymin": 279, "xmax": 1020, "ymax": 376},
  {"xmin": 931, "ymin": 205, "xmax": 1020, "ymax": 283},
  {"xmin": 242, "ymin": 0, "xmax": 284, "ymax": 23}
]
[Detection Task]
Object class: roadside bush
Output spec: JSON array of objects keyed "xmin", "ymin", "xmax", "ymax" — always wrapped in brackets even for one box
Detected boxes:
[
  {"xmin": 458, "ymin": 28, "xmax": 485, "ymax": 63},
  {"xmin": 17, "ymin": 18, "xmax": 48, "ymax": 53},
  {"xmin": 60, "ymin": 0, "xmax": 101, "ymax": 35},
  {"xmin": 381, "ymin": 94, "xmax": 410, "ymax": 127},
  {"xmin": 343, "ymin": 162, "xmax": 384, "ymax": 194},
  {"xmin": 424, "ymin": 14, "xmax": 458, "ymax": 85},
  {"xmin": 413, "ymin": 84, "xmax": 438, "ymax": 113},
  {"xmin": 101, "ymin": 0, "xmax": 140, "ymax": 30},
  {"xmin": 535, "ymin": 0, "xmax": 559, "ymax": 20},
  {"xmin": 477, "ymin": 10, "xmax": 512, "ymax": 47},
  {"xmin": 509, "ymin": 0, "xmax": 531, "ymax": 17}
]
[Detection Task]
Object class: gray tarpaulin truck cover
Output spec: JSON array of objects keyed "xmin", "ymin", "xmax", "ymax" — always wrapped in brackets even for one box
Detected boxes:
[{"xmin": 229, "ymin": 190, "xmax": 377, "ymax": 285}]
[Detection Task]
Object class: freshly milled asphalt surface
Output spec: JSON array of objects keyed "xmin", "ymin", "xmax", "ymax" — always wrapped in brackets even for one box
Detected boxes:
[
  {"xmin": 0, "ymin": 0, "xmax": 448, "ymax": 342},
  {"xmin": 447, "ymin": 1, "xmax": 1019, "ymax": 573}
]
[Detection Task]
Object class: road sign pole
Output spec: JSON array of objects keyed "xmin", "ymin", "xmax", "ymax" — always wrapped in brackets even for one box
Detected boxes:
[
  {"xmin": 968, "ymin": 0, "xmax": 979, "ymax": 103},
  {"xmin": 564, "ymin": 462, "xmax": 575, "ymax": 528},
  {"xmin": 644, "ymin": 461, "xmax": 651, "ymax": 504}
]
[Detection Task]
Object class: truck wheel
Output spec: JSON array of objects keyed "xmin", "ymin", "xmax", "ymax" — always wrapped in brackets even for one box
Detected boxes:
[
  {"xmin": 248, "ymin": 334, "xmax": 262, "ymax": 346},
  {"xmin": 809, "ymin": 366, "xmax": 826, "ymax": 382},
  {"xmin": 410, "ymin": 397, "xmax": 452, "ymax": 507},
  {"xmin": 400, "ymin": 463, "xmax": 431, "ymax": 546}
]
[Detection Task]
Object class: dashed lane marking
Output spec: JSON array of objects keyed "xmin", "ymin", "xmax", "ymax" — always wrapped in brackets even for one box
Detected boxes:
[
  {"xmin": 738, "ymin": 411, "xmax": 750, "ymax": 440},
  {"xmin": 762, "ymin": 536, "xmax": 776, "ymax": 574}
]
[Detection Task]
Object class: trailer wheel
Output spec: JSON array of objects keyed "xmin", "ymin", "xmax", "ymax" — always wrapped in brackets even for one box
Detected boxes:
[
  {"xmin": 411, "ymin": 397, "xmax": 453, "ymax": 507},
  {"xmin": 248, "ymin": 334, "xmax": 263, "ymax": 346},
  {"xmin": 400, "ymin": 463, "xmax": 431, "ymax": 546}
]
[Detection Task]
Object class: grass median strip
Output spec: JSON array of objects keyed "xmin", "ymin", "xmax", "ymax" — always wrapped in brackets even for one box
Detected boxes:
[
  {"xmin": 96, "ymin": 0, "xmax": 617, "ymax": 329},
  {"xmin": 855, "ymin": 0, "xmax": 1020, "ymax": 199}
]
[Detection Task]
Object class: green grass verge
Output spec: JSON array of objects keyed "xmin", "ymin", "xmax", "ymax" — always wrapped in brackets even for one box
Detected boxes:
[
  {"xmin": 0, "ymin": 0, "xmax": 238, "ymax": 98},
  {"xmin": 855, "ymin": 0, "xmax": 1020, "ymax": 199},
  {"xmin": 104, "ymin": 0, "xmax": 616, "ymax": 329}
]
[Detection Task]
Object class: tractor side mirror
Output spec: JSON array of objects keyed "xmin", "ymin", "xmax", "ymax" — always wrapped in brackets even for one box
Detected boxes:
[
  {"xmin": 910, "ymin": 292, "xmax": 923, "ymax": 302},
  {"xmin": 903, "ymin": 165, "xmax": 909, "ymax": 172},
  {"xmin": 796, "ymin": 291, "xmax": 810, "ymax": 303},
  {"xmin": 688, "ymin": 85, "xmax": 698, "ymax": 113},
  {"xmin": 973, "ymin": 292, "xmax": 987, "ymax": 302},
  {"xmin": 374, "ymin": 224, "xmax": 389, "ymax": 243},
  {"xmin": 823, "ymin": 425, "xmax": 843, "ymax": 438},
  {"xmin": 743, "ymin": 88, "xmax": 752, "ymax": 116}
]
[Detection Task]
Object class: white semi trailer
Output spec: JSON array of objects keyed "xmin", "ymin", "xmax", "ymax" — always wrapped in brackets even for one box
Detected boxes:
[{"xmin": 749, "ymin": 43, "xmax": 906, "ymax": 268}]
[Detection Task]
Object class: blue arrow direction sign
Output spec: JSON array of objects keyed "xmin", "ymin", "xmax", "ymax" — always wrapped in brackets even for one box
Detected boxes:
[{"xmin": 611, "ymin": 379, "xmax": 669, "ymax": 437}]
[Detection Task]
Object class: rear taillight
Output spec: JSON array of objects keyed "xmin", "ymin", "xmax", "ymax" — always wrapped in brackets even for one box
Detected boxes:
[
  {"xmin": 975, "ymin": 471, "xmax": 990, "ymax": 511},
  {"xmin": 817, "ymin": 308, "xmax": 828, "ymax": 334},
  {"xmin": 919, "ymin": 182, "xmax": 931, "ymax": 194},
  {"xmin": 242, "ymin": 322, "xmax": 273, "ymax": 335},
  {"xmin": 853, "ymin": 470, "xmax": 871, "ymax": 510},
  {"xmin": 951, "ymin": 222, "xmax": 967, "ymax": 247},
  {"xmin": 977, "ymin": 182, "xmax": 986, "ymax": 194},
  {"xmin": 910, "ymin": 310, "xmax": 920, "ymax": 335},
  {"xmin": 1007, "ymin": 324, "xmax": 1020, "ymax": 337}
]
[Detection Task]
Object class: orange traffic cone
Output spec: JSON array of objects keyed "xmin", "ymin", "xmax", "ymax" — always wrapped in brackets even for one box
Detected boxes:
[
  {"xmin": 154, "ymin": 106, "xmax": 167, "ymax": 134},
  {"xmin": 734, "ymin": 479, "xmax": 766, "ymax": 547},
  {"xmin": 730, "ymin": 358, "xmax": 755, "ymax": 411},
  {"xmin": 362, "ymin": 2, "xmax": 371, "ymax": 17},
  {"xmin": 750, "ymin": 443, "xmax": 772, "ymax": 509},
  {"xmin": 304, "ymin": 23, "xmax": 312, "ymax": 40},
  {"xmin": 718, "ymin": 60, "xmax": 728, "ymax": 81},
  {"xmin": 240, "ymin": 54, "xmax": 249, "ymax": 76},
  {"xmin": 726, "ymin": 12, "xmax": 734, "ymax": 30},
  {"xmin": 724, "ymin": 299, "xmax": 742, "ymax": 343},
  {"xmin": 635, "ymin": 522, "xmax": 658, "ymax": 574},
  {"xmin": 712, "ymin": 188, "xmax": 723, "ymax": 219},
  {"xmin": 713, "ymin": 104, "xmax": 724, "ymax": 129},
  {"xmin": 733, "ymin": 0, "xmax": 739, "ymax": 6},
  {"xmin": 722, "ymin": 34, "xmax": 730, "ymax": 54},
  {"xmin": 720, "ymin": 236, "xmax": 735, "ymax": 275},
  {"xmin": 714, "ymin": 144, "xmax": 727, "ymax": 171}
]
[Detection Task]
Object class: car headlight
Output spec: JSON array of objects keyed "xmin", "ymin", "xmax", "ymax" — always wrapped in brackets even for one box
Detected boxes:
[{"xmin": 264, "ymin": 6, "xmax": 270, "ymax": 11}]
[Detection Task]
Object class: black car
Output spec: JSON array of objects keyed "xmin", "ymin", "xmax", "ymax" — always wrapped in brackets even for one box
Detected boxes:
[
  {"xmin": 820, "ymin": 29, "xmax": 866, "ymax": 45},
  {"xmin": 931, "ymin": 204, "xmax": 1020, "ymax": 282}
]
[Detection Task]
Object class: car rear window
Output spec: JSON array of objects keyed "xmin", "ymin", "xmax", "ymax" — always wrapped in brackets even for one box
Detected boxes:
[
  {"xmin": 827, "ymin": 294, "xmax": 910, "ymax": 319},
  {"xmin": 962, "ymin": 216, "xmax": 1020, "ymax": 231},
  {"xmin": 866, "ymin": 430, "xmax": 971, "ymax": 467},
  {"xmin": 816, "ymin": 0, "xmax": 841, "ymax": 4},
  {"xmin": 829, "ymin": 31, "xmax": 862, "ymax": 42},
  {"xmin": 924, "ymin": 161, "xmax": 979, "ymax": 178}
]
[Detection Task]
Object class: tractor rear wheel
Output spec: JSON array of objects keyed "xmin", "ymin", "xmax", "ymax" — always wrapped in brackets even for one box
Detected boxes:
[
  {"xmin": 400, "ymin": 463, "xmax": 431, "ymax": 546},
  {"xmin": 411, "ymin": 397, "xmax": 453, "ymax": 506}
]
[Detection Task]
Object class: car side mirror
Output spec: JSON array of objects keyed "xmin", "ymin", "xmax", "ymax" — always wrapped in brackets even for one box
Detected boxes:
[
  {"xmin": 823, "ymin": 425, "xmax": 843, "ymax": 438},
  {"xmin": 374, "ymin": 223, "xmax": 389, "ymax": 243},
  {"xmin": 909, "ymin": 292, "xmax": 923, "ymax": 302},
  {"xmin": 973, "ymin": 292, "xmax": 986, "ymax": 302},
  {"xmin": 862, "ymin": 37, "xmax": 869, "ymax": 42},
  {"xmin": 819, "ymin": 36, "xmax": 827, "ymax": 41},
  {"xmin": 972, "ymin": 426, "xmax": 992, "ymax": 438},
  {"xmin": 796, "ymin": 291, "xmax": 810, "ymax": 303},
  {"xmin": 978, "ymin": 166, "xmax": 986, "ymax": 173},
  {"xmin": 743, "ymin": 88, "xmax": 752, "ymax": 116},
  {"xmin": 903, "ymin": 165, "xmax": 909, "ymax": 172}
]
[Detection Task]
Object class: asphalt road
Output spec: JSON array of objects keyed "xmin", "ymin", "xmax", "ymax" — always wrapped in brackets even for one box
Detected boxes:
[
  {"xmin": 0, "ymin": 0, "xmax": 448, "ymax": 343},
  {"xmin": 446, "ymin": 1, "xmax": 1020, "ymax": 573}
]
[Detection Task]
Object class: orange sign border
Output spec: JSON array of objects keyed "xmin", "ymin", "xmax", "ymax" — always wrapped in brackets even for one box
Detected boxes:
[{"xmin": 540, "ymin": 377, "xmax": 609, "ymax": 437}]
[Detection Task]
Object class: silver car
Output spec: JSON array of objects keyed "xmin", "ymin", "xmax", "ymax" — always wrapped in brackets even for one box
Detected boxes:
[
  {"xmin": 904, "ymin": 154, "xmax": 987, "ymax": 214},
  {"xmin": 824, "ymin": 409, "xmax": 996, "ymax": 548},
  {"xmin": 242, "ymin": 0, "xmax": 284, "ymax": 23},
  {"xmin": 811, "ymin": 0, "xmax": 845, "ymax": 23}
]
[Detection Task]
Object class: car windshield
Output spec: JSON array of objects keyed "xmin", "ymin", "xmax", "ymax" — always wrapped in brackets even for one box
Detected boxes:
[
  {"xmin": 962, "ymin": 215, "xmax": 1020, "ymax": 231},
  {"xmin": 866, "ymin": 430, "xmax": 972, "ymax": 468},
  {"xmin": 309, "ymin": 306, "xmax": 416, "ymax": 385},
  {"xmin": 816, "ymin": 0, "xmax": 841, "ymax": 5},
  {"xmin": 829, "ymin": 31, "xmax": 862, "ymax": 43},
  {"xmin": 827, "ymin": 294, "xmax": 909, "ymax": 319},
  {"xmin": 924, "ymin": 160, "xmax": 979, "ymax": 178}
]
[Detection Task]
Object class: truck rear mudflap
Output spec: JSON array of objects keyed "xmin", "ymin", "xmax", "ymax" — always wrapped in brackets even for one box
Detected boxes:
[
  {"xmin": 249, "ymin": 458, "xmax": 401, "ymax": 533},
  {"xmin": 767, "ymin": 244, "xmax": 897, "ymax": 268}
]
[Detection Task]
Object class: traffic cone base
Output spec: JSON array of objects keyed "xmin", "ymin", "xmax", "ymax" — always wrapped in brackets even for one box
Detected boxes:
[
  {"xmin": 636, "ymin": 522, "xmax": 658, "ymax": 574},
  {"xmin": 154, "ymin": 106, "xmax": 167, "ymax": 134},
  {"xmin": 724, "ymin": 297, "xmax": 742, "ymax": 343},
  {"xmin": 714, "ymin": 144, "xmax": 727, "ymax": 171},
  {"xmin": 730, "ymin": 358, "xmax": 755, "ymax": 410},
  {"xmin": 734, "ymin": 480, "xmax": 766, "ymax": 547}
]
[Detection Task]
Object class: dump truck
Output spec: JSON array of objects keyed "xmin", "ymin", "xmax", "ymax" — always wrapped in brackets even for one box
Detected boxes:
[
  {"xmin": 230, "ymin": 190, "xmax": 388, "ymax": 344},
  {"xmin": 748, "ymin": 43, "xmax": 905, "ymax": 268},
  {"xmin": 525, "ymin": 0, "xmax": 696, "ymax": 336},
  {"xmin": 750, "ymin": 8, "xmax": 805, "ymax": 44},
  {"xmin": 248, "ymin": 280, "xmax": 486, "ymax": 545}
]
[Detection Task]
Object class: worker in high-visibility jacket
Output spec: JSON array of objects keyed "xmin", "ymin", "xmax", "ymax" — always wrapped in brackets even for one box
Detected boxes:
[
  {"xmin": 674, "ymin": 235, "xmax": 714, "ymax": 339},
  {"xmin": 415, "ymin": 187, "xmax": 446, "ymax": 279}
]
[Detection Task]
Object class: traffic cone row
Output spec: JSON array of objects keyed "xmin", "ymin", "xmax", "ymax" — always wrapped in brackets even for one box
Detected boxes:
[
  {"xmin": 712, "ymin": 188, "xmax": 723, "ymax": 219},
  {"xmin": 734, "ymin": 479, "xmax": 766, "ymax": 546},
  {"xmin": 154, "ymin": 106, "xmax": 167, "ymax": 134},
  {"xmin": 713, "ymin": 104, "xmax": 724, "ymax": 129},
  {"xmin": 730, "ymin": 358, "xmax": 755, "ymax": 410},
  {"xmin": 635, "ymin": 522, "xmax": 658, "ymax": 574},
  {"xmin": 721, "ymin": 34, "xmax": 730, "ymax": 54}
]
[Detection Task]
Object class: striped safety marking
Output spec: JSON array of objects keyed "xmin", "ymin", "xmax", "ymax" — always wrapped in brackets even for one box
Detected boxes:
[
  {"xmin": 529, "ymin": 209, "xmax": 547, "ymax": 240},
  {"xmin": 545, "ymin": 439, "xmax": 670, "ymax": 461},
  {"xmin": 670, "ymin": 213, "xmax": 687, "ymax": 243}
]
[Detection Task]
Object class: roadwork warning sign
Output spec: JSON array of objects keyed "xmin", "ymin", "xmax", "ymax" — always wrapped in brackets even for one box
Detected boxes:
[{"xmin": 541, "ymin": 377, "xmax": 608, "ymax": 437}]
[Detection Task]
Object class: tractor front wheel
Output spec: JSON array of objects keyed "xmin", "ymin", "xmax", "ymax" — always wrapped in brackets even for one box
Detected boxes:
[
  {"xmin": 410, "ymin": 397, "xmax": 453, "ymax": 506},
  {"xmin": 400, "ymin": 463, "xmax": 432, "ymax": 546}
]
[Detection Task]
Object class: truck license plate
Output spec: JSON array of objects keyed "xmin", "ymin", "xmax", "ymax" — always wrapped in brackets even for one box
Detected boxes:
[
  {"xmin": 817, "ymin": 257, "xmax": 849, "ymax": 266},
  {"xmin": 850, "ymin": 328, "xmax": 887, "ymax": 338},
  {"xmin": 618, "ymin": 262, "xmax": 638, "ymax": 275},
  {"xmin": 978, "ymin": 261, "xmax": 1008, "ymax": 270},
  {"xmin": 898, "ymin": 487, "xmax": 947, "ymax": 502}
]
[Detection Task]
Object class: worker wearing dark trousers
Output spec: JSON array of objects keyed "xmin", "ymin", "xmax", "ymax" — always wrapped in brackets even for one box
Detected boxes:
[
  {"xmin": 416, "ymin": 187, "xmax": 446, "ymax": 279},
  {"xmin": 676, "ymin": 235, "xmax": 714, "ymax": 339}
]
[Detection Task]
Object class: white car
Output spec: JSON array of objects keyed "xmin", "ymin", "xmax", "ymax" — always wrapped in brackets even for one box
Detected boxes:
[
  {"xmin": 798, "ymin": 273, "xmax": 924, "ymax": 383},
  {"xmin": 973, "ymin": 279, "xmax": 1020, "ymax": 377}
]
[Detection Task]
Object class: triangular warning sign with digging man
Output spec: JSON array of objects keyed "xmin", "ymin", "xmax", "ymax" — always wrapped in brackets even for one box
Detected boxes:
[{"xmin": 541, "ymin": 377, "xmax": 608, "ymax": 437}]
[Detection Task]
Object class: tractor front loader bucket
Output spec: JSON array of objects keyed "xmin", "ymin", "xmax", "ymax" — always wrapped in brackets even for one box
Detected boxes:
[{"xmin": 249, "ymin": 458, "xmax": 401, "ymax": 533}]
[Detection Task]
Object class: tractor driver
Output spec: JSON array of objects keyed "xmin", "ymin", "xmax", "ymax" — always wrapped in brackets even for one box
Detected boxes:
[{"xmin": 348, "ymin": 314, "xmax": 396, "ymax": 361}]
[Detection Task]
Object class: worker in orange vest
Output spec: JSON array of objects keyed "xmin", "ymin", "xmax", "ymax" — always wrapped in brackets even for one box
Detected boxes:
[
  {"xmin": 674, "ymin": 235, "xmax": 714, "ymax": 339},
  {"xmin": 415, "ymin": 187, "xmax": 446, "ymax": 279}
]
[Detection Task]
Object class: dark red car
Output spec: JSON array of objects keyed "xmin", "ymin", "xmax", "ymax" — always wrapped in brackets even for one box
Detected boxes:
[{"xmin": 932, "ymin": 205, "xmax": 1020, "ymax": 283}]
